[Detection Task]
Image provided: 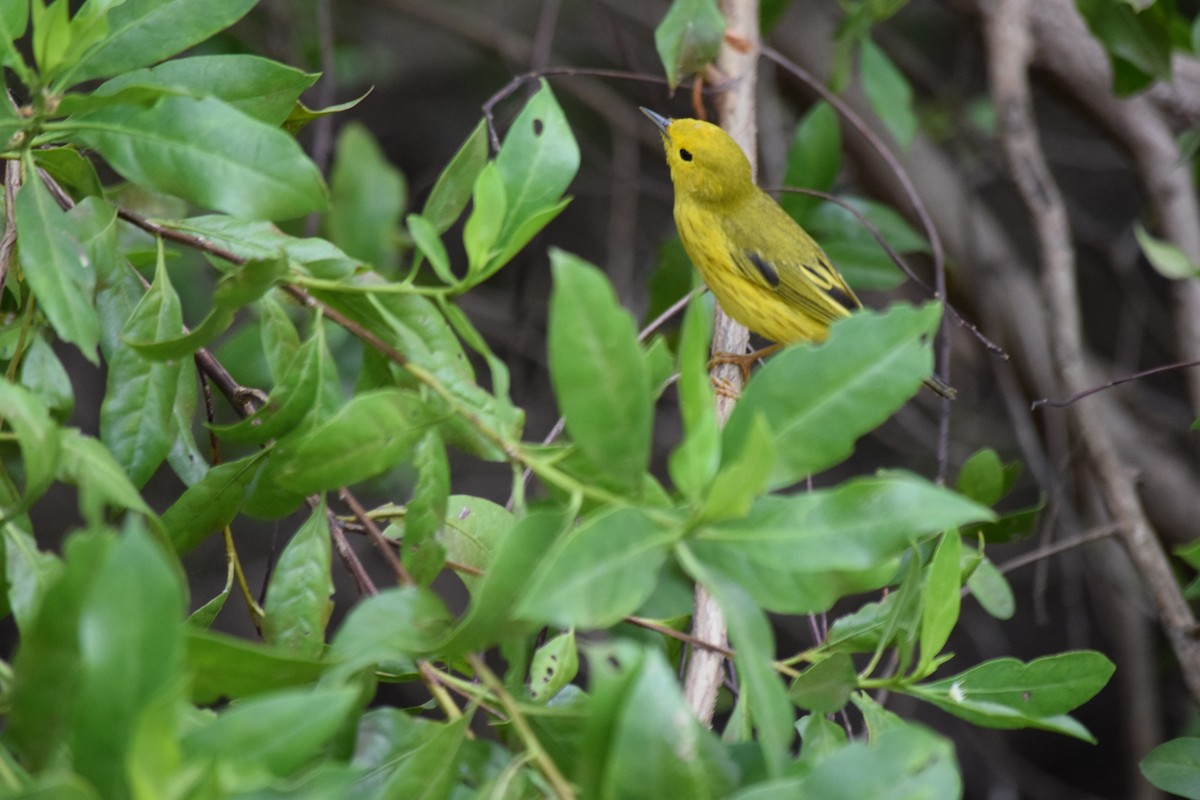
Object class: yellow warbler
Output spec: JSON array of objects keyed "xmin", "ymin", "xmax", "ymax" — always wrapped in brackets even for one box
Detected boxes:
[{"xmin": 641, "ymin": 108, "xmax": 954, "ymax": 399}]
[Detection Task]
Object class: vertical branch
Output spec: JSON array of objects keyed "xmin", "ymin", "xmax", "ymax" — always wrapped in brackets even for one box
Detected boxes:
[
  {"xmin": 683, "ymin": 0, "xmax": 759, "ymax": 726},
  {"xmin": 983, "ymin": 0, "xmax": 1200, "ymax": 708},
  {"xmin": 0, "ymin": 159, "xmax": 19, "ymax": 300}
]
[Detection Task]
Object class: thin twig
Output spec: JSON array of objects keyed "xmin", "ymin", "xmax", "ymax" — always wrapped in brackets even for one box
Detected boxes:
[
  {"xmin": 1031, "ymin": 358, "xmax": 1200, "ymax": 410},
  {"xmin": 481, "ymin": 66, "xmax": 675, "ymax": 151},
  {"xmin": 769, "ymin": 186, "xmax": 1006, "ymax": 357},
  {"xmin": 626, "ymin": 615, "xmax": 735, "ymax": 658},
  {"xmin": 467, "ymin": 654, "xmax": 576, "ymax": 799},
  {"xmin": 324, "ymin": 506, "xmax": 378, "ymax": 596},
  {"xmin": 996, "ymin": 525, "xmax": 1118, "ymax": 575},
  {"xmin": 340, "ymin": 487, "xmax": 414, "ymax": 586}
]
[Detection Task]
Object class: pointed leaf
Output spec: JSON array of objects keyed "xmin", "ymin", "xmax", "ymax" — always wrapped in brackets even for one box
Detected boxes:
[
  {"xmin": 328, "ymin": 122, "xmax": 406, "ymax": 269},
  {"xmin": 66, "ymin": 0, "xmax": 258, "ymax": 86},
  {"xmin": 72, "ymin": 96, "xmax": 326, "ymax": 220},
  {"xmin": 263, "ymin": 500, "xmax": 333, "ymax": 658},
  {"xmin": 15, "ymin": 168, "xmax": 99, "ymax": 361},
  {"xmin": 423, "ymin": 120, "xmax": 489, "ymax": 233},
  {"xmin": 100, "ymin": 255, "xmax": 183, "ymax": 487},
  {"xmin": 548, "ymin": 250, "xmax": 651, "ymax": 492},
  {"xmin": 654, "ymin": 0, "xmax": 725, "ymax": 90},
  {"xmin": 723, "ymin": 303, "xmax": 943, "ymax": 488},
  {"xmin": 516, "ymin": 507, "xmax": 675, "ymax": 628},
  {"xmin": 493, "ymin": 81, "xmax": 579, "ymax": 257}
]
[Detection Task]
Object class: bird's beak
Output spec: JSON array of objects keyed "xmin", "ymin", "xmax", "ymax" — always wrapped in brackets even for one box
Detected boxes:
[{"xmin": 640, "ymin": 107, "xmax": 671, "ymax": 141}]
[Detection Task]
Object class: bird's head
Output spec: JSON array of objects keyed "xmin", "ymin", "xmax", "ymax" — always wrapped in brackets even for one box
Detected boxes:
[{"xmin": 640, "ymin": 108, "xmax": 755, "ymax": 206}]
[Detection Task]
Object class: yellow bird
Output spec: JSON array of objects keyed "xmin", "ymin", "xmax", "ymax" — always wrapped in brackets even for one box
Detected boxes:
[{"xmin": 641, "ymin": 107, "xmax": 954, "ymax": 399}]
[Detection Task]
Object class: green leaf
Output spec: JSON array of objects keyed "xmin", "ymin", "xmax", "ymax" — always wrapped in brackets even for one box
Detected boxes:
[
  {"xmin": 2, "ymin": 510, "xmax": 62, "ymax": 636},
  {"xmin": 463, "ymin": 160, "xmax": 506, "ymax": 275},
  {"xmin": 689, "ymin": 472, "xmax": 994, "ymax": 613},
  {"xmin": 966, "ymin": 553, "xmax": 1015, "ymax": 620},
  {"xmin": 65, "ymin": 0, "xmax": 258, "ymax": 86},
  {"xmin": 678, "ymin": 546, "xmax": 793, "ymax": 777},
  {"xmin": 403, "ymin": 431, "xmax": 450, "ymax": 585},
  {"xmin": 528, "ymin": 629, "xmax": 579, "ymax": 702},
  {"xmin": 736, "ymin": 726, "xmax": 959, "ymax": 800},
  {"xmin": 723, "ymin": 302, "xmax": 942, "ymax": 489},
  {"xmin": 182, "ymin": 686, "xmax": 359, "ymax": 777},
  {"xmin": 1075, "ymin": 0, "xmax": 1173, "ymax": 94},
  {"xmin": 423, "ymin": 120, "xmax": 489, "ymax": 233},
  {"xmin": 790, "ymin": 653, "xmax": 857, "ymax": 715},
  {"xmin": 311, "ymin": 288, "xmax": 521, "ymax": 460},
  {"xmin": 162, "ymin": 453, "xmax": 264, "ymax": 553},
  {"xmin": 0, "ymin": 379, "xmax": 61, "ymax": 508},
  {"xmin": 850, "ymin": 691, "xmax": 907, "ymax": 741},
  {"xmin": 188, "ymin": 561, "xmax": 232, "ymax": 629},
  {"xmin": 329, "ymin": 586, "xmax": 453, "ymax": 673},
  {"xmin": 859, "ymin": 38, "xmax": 916, "ymax": 147},
  {"xmin": 493, "ymin": 80, "xmax": 579, "ymax": 256},
  {"xmin": 548, "ymin": 250, "xmax": 651, "ymax": 492},
  {"xmin": 282, "ymin": 90, "xmax": 371, "ymax": 135},
  {"xmin": 57, "ymin": 430, "xmax": 157, "ymax": 528},
  {"xmin": 31, "ymin": 0, "xmax": 70, "ymax": 77},
  {"xmin": 374, "ymin": 716, "xmax": 469, "ymax": 800},
  {"xmin": 795, "ymin": 713, "xmax": 848, "ymax": 764},
  {"xmin": 208, "ymin": 322, "xmax": 331, "ymax": 445},
  {"xmin": 19, "ymin": 333, "xmax": 74, "ymax": 421},
  {"xmin": 782, "ymin": 101, "xmax": 841, "ymax": 224},
  {"xmin": 439, "ymin": 495, "xmax": 515, "ymax": 594},
  {"xmin": 919, "ymin": 528, "xmax": 962, "ymax": 672},
  {"xmin": 72, "ymin": 95, "xmax": 326, "ymax": 220},
  {"xmin": 654, "ymin": 0, "xmax": 726, "ymax": 90},
  {"xmin": 1135, "ymin": 221, "xmax": 1197, "ymax": 279},
  {"xmin": 247, "ymin": 389, "xmax": 437, "ymax": 517},
  {"xmin": 517, "ymin": 507, "xmax": 675, "ymax": 628},
  {"xmin": 72, "ymin": 522, "xmax": 184, "ymax": 799},
  {"xmin": 15, "ymin": 165, "xmax": 100, "ymax": 362},
  {"xmin": 212, "ymin": 256, "xmax": 288, "ymax": 310},
  {"xmin": 99, "ymin": 253, "xmax": 183, "ymax": 488},
  {"xmin": 34, "ymin": 147, "xmax": 104, "ymax": 200},
  {"xmin": 956, "ymin": 447, "xmax": 1006, "ymax": 506},
  {"xmin": 582, "ymin": 642, "xmax": 738, "ymax": 797},
  {"xmin": 408, "ymin": 213, "xmax": 455, "ymax": 284},
  {"xmin": 89, "ymin": 54, "xmax": 319, "ymax": 125},
  {"xmin": 668, "ymin": 295, "xmax": 719, "ymax": 503},
  {"xmin": 911, "ymin": 651, "xmax": 1115, "ymax": 741},
  {"xmin": 263, "ymin": 500, "xmax": 333, "ymax": 658},
  {"xmin": 327, "ymin": 122, "xmax": 406, "ymax": 270},
  {"xmin": 186, "ymin": 628, "xmax": 325, "ymax": 704},
  {"xmin": 0, "ymin": 0, "xmax": 29, "ymax": 76},
  {"xmin": 7, "ymin": 533, "xmax": 104, "ymax": 771},
  {"xmin": 1141, "ymin": 737, "xmax": 1200, "ymax": 799},
  {"xmin": 699, "ymin": 414, "xmax": 773, "ymax": 522},
  {"xmin": 438, "ymin": 510, "xmax": 565, "ymax": 655}
]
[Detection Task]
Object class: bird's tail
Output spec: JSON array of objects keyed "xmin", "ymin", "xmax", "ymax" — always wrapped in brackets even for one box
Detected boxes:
[{"xmin": 923, "ymin": 374, "xmax": 957, "ymax": 400}]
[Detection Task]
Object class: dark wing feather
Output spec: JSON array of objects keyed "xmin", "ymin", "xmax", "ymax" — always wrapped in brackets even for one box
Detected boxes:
[{"xmin": 720, "ymin": 192, "xmax": 861, "ymax": 325}]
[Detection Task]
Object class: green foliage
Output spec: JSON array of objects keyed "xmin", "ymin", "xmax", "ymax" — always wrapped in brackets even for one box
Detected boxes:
[
  {"xmin": 1142, "ymin": 737, "xmax": 1200, "ymax": 799},
  {"xmin": 0, "ymin": 2, "xmax": 1119, "ymax": 798},
  {"xmin": 654, "ymin": 0, "xmax": 725, "ymax": 91}
]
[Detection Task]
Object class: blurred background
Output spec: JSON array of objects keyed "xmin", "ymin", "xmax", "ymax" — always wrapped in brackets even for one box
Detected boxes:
[{"xmin": 30, "ymin": 0, "xmax": 1200, "ymax": 797}]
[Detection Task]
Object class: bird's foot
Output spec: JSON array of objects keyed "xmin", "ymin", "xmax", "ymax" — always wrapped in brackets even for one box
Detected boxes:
[
  {"xmin": 707, "ymin": 343, "xmax": 782, "ymax": 383},
  {"xmin": 710, "ymin": 375, "xmax": 741, "ymax": 400}
]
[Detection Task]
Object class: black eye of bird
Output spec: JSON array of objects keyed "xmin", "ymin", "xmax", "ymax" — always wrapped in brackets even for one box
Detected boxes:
[{"xmin": 679, "ymin": 148, "xmax": 693, "ymax": 161}]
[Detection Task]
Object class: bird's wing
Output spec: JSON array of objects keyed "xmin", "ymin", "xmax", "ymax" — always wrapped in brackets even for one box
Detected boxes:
[{"xmin": 719, "ymin": 197, "xmax": 861, "ymax": 326}]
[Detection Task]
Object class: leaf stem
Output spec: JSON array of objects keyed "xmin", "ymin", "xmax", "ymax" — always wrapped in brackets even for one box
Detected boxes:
[{"xmin": 467, "ymin": 653, "xmax": 577, "ymax": 799}]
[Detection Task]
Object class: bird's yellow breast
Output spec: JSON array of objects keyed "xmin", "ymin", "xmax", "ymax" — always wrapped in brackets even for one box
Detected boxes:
[{"xmin": 674, "ymin": 203, "xmax": 833, "ymax": 344}]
